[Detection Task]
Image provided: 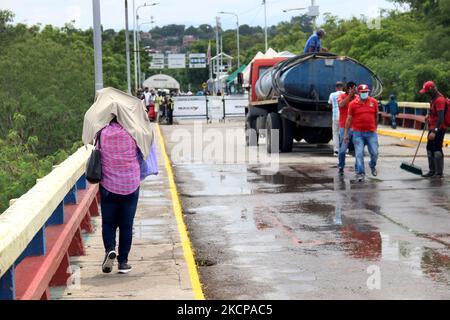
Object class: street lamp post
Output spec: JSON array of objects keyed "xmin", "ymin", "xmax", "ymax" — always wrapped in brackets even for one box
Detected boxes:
[
  {"xmin": 215, "ymin": 16, "xmax": 221, "ymax": 95},
  {"xmin": 218, "ymin": 11, "xmax": 240, "ymax": 68},
  {"xmin": 138, "ymin": 21, "xmax": 153, "ymax": 87},
  {"xmin": 133, "ymin": 0, "xmax": 137, "ymax": 92},
  {"xmin": 282, "ymin": 7, "xmax": 307, "ymax": 13},
  {"xmin": 283, "ymin": 0, "xmax": 319, "ymax": 29},
  {"xmin": 125, "ymin": 0, "xmax": 132, "ymax": 94},
  {"xmin": 92, "ymin": 0, "xmax": 103, "ymax": 91},
  {"xmin": 135, "ymin": 3, "xmax": 159, "ymax": 88},
  {"xmin": 262, "ymin": 0, "xmax": 268, "ymax": 52}
]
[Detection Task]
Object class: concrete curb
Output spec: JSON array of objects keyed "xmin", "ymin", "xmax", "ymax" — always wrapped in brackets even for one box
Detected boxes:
[{"xmin": 377, "ymin": 129, "xmax": 450, "ymax": 148}]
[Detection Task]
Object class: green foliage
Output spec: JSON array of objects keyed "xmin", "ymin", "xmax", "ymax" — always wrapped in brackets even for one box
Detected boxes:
[
  {"xmin": 0, "ymin": 113, "xmax": 64, "ymax": 213},
  {"xmin": 1, "ymin": 2, "xmax": 449, "ymax": 212},
  {"xmin": 0, "ymin": 11, "xmax": 135, "ymax": 212}
]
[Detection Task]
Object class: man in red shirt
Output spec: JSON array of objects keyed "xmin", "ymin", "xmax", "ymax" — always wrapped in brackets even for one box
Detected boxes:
[
  {"xmin": 420, "ymin": 81, "xmax": 447, "ymax": 178},
  {"xmin": 337, "ymin": 81, "xmax": 358, "ymax": 175},
  {"xmin": 344, "ymin": 84, "xmax": 379, "ymax": 181}
]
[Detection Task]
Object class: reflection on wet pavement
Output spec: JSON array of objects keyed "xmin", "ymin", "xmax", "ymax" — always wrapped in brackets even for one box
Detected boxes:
[{"xmin": 175, "ymin": 159, "xmax": 450, "ymax": 298}]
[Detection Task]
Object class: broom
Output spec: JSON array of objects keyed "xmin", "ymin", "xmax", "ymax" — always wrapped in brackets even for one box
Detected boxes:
[{"xmin": 400, "ymin": 124, "xmax": 427, "ymax": 176}]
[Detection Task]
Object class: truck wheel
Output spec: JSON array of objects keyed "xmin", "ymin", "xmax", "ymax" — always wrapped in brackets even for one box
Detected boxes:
[
  {"xmin": 245, "ymin": 119, "xmax": 258, "ymax": 146},
  {"xmin": 281, "ymin": 117, "xmax": 294, "ymax": 153},
  {"xmin": 317, "ymin": 128, "xmax": 332, "ymax": 144},
  {"xmin": 304, "ymin": 128, "xmax": 332, "ymax": 144},
  {"xmin": 266, "ymin": 112, "xmax": 281, "ymax": 154}
]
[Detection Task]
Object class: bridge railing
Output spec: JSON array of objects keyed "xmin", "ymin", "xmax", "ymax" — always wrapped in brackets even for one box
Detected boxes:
[
  {"xmin": 0, "ymin": 145, "xmax": 99, "ymax": 300},
  {"xmin": 379, "ymin": 101, "xmax": 429, "ymax": 130}
]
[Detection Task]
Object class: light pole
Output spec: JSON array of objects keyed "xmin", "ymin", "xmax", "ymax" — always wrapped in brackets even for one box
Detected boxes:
[
  {"xmin": 132, "ymin": 0, "xmax": 137, "ymax": 92},
  {"xmin": 138, "ymin": 21, "xmax": 153, "ymax": 87},
  {"xmin": 92, "ymin": 0, "xmax": 103, "ymax": 91},
  {"xmin": 218, "ymin": 11, "xmax": 240, "ymax": 68},
  {"xmin": 215, "ymin": 16, "xmax": 221, "ymax": 95},
  {"xmin": 262, "ymin": 0, "xmax": 268, "ymax": 52},
  {"xmin": 134, "ymin": 2, "xmax": 159, "ymax": 91},
  {"xmin": 282, "ymin": 7, "xmax": 307, "ymax": 32},
  {"xmin": 125, "ymin": 0, "xmax": 132, "ymax": 94},
  {"xmin": 282, "ymin": 7, "xmax": 307, "ymax": 13},
  {"xmin": 283, "ymin": 1, "xmax": 319, "ymax": 29}
]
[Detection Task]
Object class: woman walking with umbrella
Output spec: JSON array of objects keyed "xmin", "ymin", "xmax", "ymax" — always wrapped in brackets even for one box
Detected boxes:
[{"xmin": 83, "ymin": 88, "xmax": 154, "ymax": 274}]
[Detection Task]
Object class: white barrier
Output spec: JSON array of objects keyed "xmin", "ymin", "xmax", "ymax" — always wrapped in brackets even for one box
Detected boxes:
[
  {"xmin": 173, "ymin": 96, "xmax": 207, "ymax": 119},
  {"xmin": 207, "ymin": 96, "xmax": 224, "ymax": 120},
  {"xmin": 224, "ymin": 97, "xmax": 247, "ymax": 117},
  {"xmin": 173, "ymin": 95, "xmax": 247, "ymax": 120}
]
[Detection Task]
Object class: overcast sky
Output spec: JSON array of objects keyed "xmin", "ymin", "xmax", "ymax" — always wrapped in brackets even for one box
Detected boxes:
[{"xmin": 1, "ymin": 0, "xmax": 404, "ymax": 31}]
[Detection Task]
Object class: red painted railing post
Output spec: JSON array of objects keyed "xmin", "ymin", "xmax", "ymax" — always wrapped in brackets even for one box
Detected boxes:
[
  {"xmin": 68, "ymin": 227, "xmax": 86, "ymax": 257},
  {"xmin": 49, "ymin": 252, "xmax": 71, "ymax": 287}
]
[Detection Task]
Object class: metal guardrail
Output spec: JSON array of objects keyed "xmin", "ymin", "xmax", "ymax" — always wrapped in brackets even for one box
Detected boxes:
[{"xmin": 0, "ymin": 145, "xmax": 98, "ymax": 300}]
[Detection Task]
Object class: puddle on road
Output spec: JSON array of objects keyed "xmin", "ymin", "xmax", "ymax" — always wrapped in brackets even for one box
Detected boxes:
[
  {"xmin": 180, "ymin": 165, "xmax": 253, "ymax": 196},
  {"xmin": 179, "ymin": 161, "xmax": 450, "ymax": 287},
  {"xmin": 247, "ymin": 166, "xmax": 335, "ymax": 194},
  {"xmin": 421, "ymin": 248, "xmax": 450, "ymax": 283},
  {"xmin": 251, "ymin": 198, "xmax": 450, "ymax": 283}
]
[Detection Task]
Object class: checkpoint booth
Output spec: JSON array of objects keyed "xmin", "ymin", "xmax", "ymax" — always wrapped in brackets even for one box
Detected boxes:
[{"xmin": 142, "ymin": 74, "xmax": 180, "ymax": 93}]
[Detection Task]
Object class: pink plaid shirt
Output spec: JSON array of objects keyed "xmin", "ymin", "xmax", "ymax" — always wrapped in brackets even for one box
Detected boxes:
[{"xmin": 100, "ymin": 122, "xmax": 140, "ymax": 195}]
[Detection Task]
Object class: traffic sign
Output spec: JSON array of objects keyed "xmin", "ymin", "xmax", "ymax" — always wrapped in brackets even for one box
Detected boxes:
[
  {"xmin": 168, "ymin": 54, "xmax": 186, "ymax": 69},
  {"xmin": 189, "ymin": 53, "xmax": 207, "ymax": 68},
  {"xmin": 149, "ymin": 53, "xmax": 165, "ymax": 69}
]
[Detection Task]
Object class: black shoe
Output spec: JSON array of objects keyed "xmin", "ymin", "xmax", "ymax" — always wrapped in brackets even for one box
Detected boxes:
[
  {"xmin": 118, "ymin": 263, "xmax": 132, "ymax": 274},
  {"xmin": 371, "ymin": 168, "xmax": 377, "ymax": 177},
  {"xmin": 356, "ymin": 174, "xmax": 365, "ymax": 182},
  {"xmin": 339, "ymin": 168, "xmax": 344, "ymax": 176},
  {"xmin": 102, "ymin": 250, "xmax": 117, "ymax": 273},
  {"xmin": 422, "ymin": 171, "xmax": 435, "ymax": 178}
]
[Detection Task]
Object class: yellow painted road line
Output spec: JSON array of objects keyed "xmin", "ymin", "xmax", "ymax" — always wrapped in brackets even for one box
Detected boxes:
[
  {"xmin": 377, "ymin": 129, "xmax": 450, "ymax": 148},
  {"xmin": 156, "ymin": 124, "xmax": 205, "ymax": 300}
]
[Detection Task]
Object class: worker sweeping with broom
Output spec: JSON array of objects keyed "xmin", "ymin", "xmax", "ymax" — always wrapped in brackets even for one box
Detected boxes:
[
  {"xmin": 420, "ymin": 81, "xmax": 448, "ymax": 179},
  {"xmin": 401, "ymin": 81, "xmax": 448, "ymax": 177}
]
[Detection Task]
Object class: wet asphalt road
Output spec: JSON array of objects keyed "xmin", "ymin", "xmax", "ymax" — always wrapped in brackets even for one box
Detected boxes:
[{"xmin": 161, "ymin": 121, "xmax": 450, "ymax": 299}]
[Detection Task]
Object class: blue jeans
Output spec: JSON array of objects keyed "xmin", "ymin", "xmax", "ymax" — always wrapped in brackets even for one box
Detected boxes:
[
  {"xmin": 338, "ymin": 128, "xmax": 353, "ymax": 169},
  {"xmin": 352, "ymin": 131, "xmax": 379, "ymax": 175},
  {"xmin": 100, "ymin": 185, "xmax": 140, "ymax": 264}
]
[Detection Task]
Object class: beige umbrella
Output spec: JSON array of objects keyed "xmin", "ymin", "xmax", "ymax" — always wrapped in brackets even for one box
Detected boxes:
[{"xmin": 82, "ymin": 87, "xmax": 154, "ymax": 159}]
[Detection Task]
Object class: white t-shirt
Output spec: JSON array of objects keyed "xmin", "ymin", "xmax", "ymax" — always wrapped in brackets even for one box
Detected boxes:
[
  {"xmin": 328, "ymin": 90, "xmax": 345, "ymax": 122},
  {"xmin": 144, "ymin": 92, "xmax": 152, "ymax": 106}
]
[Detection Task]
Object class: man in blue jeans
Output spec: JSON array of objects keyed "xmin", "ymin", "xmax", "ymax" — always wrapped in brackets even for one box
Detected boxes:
[
  {"xmin": 337, "ymin": 81, "xmax": 358, "ymax": 175},
  {"xmin": 344, "ymin": 84, "xmax": 379, "ymax": 182}
]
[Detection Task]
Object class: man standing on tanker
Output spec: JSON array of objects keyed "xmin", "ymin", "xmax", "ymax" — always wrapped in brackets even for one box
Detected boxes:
[{"xmin": 304, "ymin": 29, "xmax": 328, "ymax": 54}]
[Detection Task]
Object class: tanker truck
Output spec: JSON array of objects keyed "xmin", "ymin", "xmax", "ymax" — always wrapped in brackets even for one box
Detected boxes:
[{"xmin": 245, "ymin": 52, "xmax": 383, "ymax": 153}]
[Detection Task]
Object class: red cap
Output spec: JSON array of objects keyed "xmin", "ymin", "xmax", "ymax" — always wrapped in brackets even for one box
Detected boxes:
[
  {"xmin": 419, "ymin": 81, "xmax": 436, "ymax": 94},
  {"xmin": 357, "ymin": 84, "xmax": 370, "ymax": 93}
]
